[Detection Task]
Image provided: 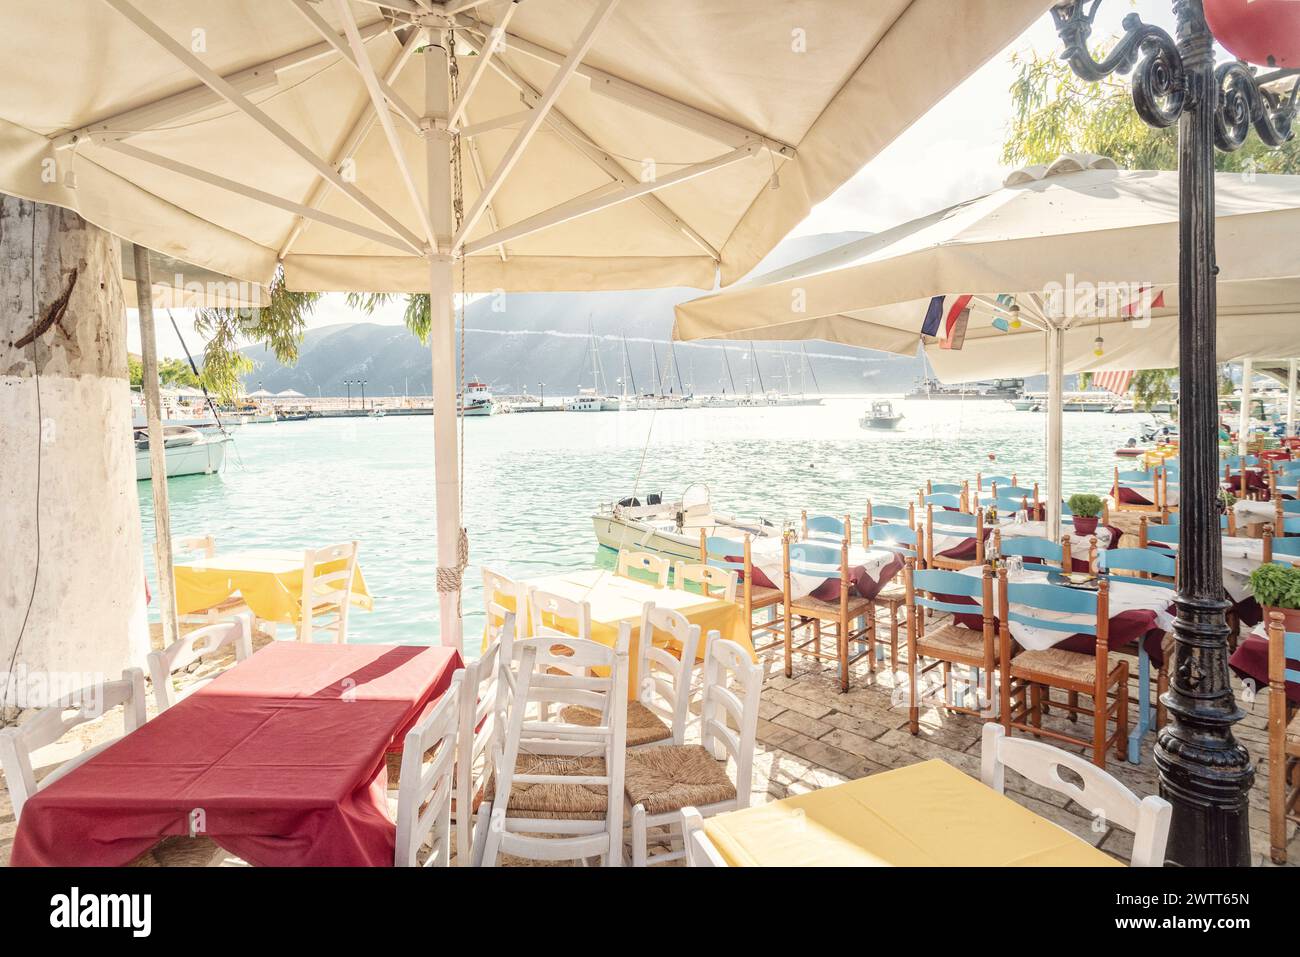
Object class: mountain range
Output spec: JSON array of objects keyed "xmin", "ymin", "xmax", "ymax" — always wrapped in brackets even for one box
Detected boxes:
[{"xmin": 239, "ymin": 231, "xmax": 932, "ymax": 398}]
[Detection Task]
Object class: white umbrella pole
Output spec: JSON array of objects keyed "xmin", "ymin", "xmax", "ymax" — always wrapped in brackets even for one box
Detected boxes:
[
  {"xmin": 1045, "ymin": 324, "xmax": 1064, "ymax": 541},
  {"xmin": 1238, "ymin": 358, "xmax": 1253, "ymax": 457},
  {"xmin": 1288, "ymin": 358, "xmax": 1296, "ymax": 439},
  {"xmin": 132, "ymin": 243, "xmax": 179, "ymax": 649},
  {"xmin": 427, "ymin": 34, "xmax": 462, "ymax": 651}
]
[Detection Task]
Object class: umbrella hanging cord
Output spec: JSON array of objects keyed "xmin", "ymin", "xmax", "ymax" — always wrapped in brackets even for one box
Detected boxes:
[{"xmin": 438, "ymin": 32, "xmax": 469, "ymax": 614}]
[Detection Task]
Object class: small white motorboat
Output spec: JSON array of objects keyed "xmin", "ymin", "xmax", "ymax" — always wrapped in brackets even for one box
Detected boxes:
[
  {"xmin": 591, "ymin": 483, "xmax": 776, "ymax": 561},
  {"xmin": 860, "ymin": 399, "xmax": 904, "ymax": 430},
  {"xmin": 134, "ymin": 426, "xmax": 230, "ymax": 480}
]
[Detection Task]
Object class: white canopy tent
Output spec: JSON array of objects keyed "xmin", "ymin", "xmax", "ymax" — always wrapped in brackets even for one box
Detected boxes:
[
  {"xmin": 674, "ymin": 155, "xmax": 1300, "ymax": 537},
  {"xmin": 246, "ymin": 389, "xmax": 276, "ymax": 399},
  {"xmin": 0, "ymin": 0, "xmax": 1050, "ymax": 649}
]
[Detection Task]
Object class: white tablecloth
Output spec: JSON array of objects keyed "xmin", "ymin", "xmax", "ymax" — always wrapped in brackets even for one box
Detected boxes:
[
  {"xmin": 1220, "ymin": 536, "xmax": 1266, "ymax": 603},
  {"xmin": 1233, "ymin": 500, "xmax": 1275, "ymax": 527},
  {"xmin": 955, "ymin": 566, "xmax": 1175, "ymax": 652},
  {"xmin": 748, "ymin": 540, "xmax": 898, "ymax": 600}
]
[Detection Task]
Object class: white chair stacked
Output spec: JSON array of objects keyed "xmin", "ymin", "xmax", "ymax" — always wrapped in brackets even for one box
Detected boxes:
[
  {"xmin": 147, "ymin": 612, "xmax": 253, "ymax": 710},
  {"xmin": 0, "ymin": 668, "xmax": 147, "ymax": 820},
  {"xmin": 298, "ymin": 541, "xmax": 359, "ymax": 643},
  {"xmin": 560, "ymin": 602, "xmax": 699, "ymax": 750},
  {"xmin": 526, "ymin": 587, "xmax": 593, "ymax": 720},
  {"xmin": 451, "ymin": 632, "xmax": 511, "ymax": 866},
  {"xmin": 478, "ymin": 626, "xmax": 630, "ymax": 866},
  {"xmin": 980, "ymin": 724, "xmax": 1172, "ymax": 867},
  {"xmin": 625, "ymin": 635, "xmax": 762, "ymax": 866},
  {"xmin": 393, "ymin": 673, "xmax": 462, "ymax": 867}
]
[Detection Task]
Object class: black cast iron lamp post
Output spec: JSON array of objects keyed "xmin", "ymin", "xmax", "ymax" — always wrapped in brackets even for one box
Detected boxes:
[{"xmin": 1050, "ymin": 0, "xmax": 1297, "ymax": 866}]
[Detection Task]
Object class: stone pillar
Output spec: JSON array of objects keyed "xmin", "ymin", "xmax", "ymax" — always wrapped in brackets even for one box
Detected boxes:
[{"xmin": 1, "ymin": 196, "xmax": 147, "ymax": 705}]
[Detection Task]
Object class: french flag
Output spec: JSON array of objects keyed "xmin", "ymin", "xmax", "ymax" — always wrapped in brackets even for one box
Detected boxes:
[{"xmin": 921, "ymin": 294, "xmax": 973, "ymax": 349}]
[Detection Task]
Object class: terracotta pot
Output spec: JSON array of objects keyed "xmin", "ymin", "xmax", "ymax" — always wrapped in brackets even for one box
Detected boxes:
[
  {"xmin": 1071, "ymin": 515, "xmax": 1100, "ymax": 536},
  {"xmin": 1261, "ymin": 606, "xmax": 1300, "ymax": 633}
]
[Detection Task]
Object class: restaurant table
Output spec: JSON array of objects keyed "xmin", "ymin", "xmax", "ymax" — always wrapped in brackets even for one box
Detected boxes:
[
  {"xmin": 702, "ymin": 760, "xmax": 1120, "ymax": 867},
  {"xmin": 1230, "ymin": 623, "xmax": 1300, "ymax": 706},
  {"xmin": 1232, "ymin": 499, "xmax": 1277, "ymax": 532},
  {"xmin": 995, "ymin": 521, "xmax": 1122, "ymax": 572},
  {"xmin": 9, "ymin": 642, "xmax": 461, "ymax": 867},
  {"xmin": 173, "ymin": 548, "xmax": 373, "ymax": 624},
  {"xmin": 506, "ymin": 568, "xmax": 753, "ymax": 691},
  {"xmin": 925, "ymin": 513, "xmax": 1018, "ymax": 562},
  {"xmin": 746, "ymin": 539, "xmax": 903, "ymax": 601}
]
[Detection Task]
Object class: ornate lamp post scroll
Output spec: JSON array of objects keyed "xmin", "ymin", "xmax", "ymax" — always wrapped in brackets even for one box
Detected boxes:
[{"xmin": 1050, "ymin": 0, "xmax": 1298, "ymax": 866}]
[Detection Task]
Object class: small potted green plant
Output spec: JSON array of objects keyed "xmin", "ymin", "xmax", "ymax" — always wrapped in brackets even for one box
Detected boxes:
[
  {"xmin": 1067, "ymin": 493, "xmax": 1104, "ymax": 536},
  {"xmin": 1217, "ymin": 488, "xmax": 1237, "ymax": 515},
  {"xmin": 1248, "ymin": 563, "xmax": 1300, "ymax": 632}
]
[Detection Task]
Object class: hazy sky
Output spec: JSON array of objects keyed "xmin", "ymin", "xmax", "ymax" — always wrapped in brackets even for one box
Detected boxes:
[{"xmin": 130, "ymin": 1, "xmax": 1171, "ymax": 360}]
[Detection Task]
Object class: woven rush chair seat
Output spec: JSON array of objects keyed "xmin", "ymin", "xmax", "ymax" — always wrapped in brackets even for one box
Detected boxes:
[
  {"xmin": 560, "ymin": 701, "xmax": 671, "ymax": 747},
  {"xmin": 915, "ymin": 622, "xmax": 994, "ymax": 663},
  {"xmin": 790, "ymin": 593, "xmax": 871, "ymax": 618},
  {"xmin": 749, "ymin": 584, "xmax": 783, "ymax": 607},
  {"xmin": 875, "ymin": 580, "xmax": 906, "ymax": 603},
  {"xmin": 623, "ymin": 745, "xmax": 738, "ymax": 816},
  {"xmin": 483, "ymin": 754, "xmax": 611, "ymax": 821},
  {"xmin": 1288, "ymin": 713, "xmax": 1300, "ymax": 753},
  {"xmin": 1009, "ymin": 647, "xmax": 1122, "ymax": 687}
]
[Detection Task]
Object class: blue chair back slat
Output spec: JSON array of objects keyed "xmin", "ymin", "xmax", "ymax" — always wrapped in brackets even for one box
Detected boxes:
[
  {"xmin": 1272, "ymin": 536, "xmax": 1300, "ymax": 557},
  {"xmin": 805, "ymin": 514, "xmax": 846, "ymax": 540},
  {"xmin": 702, "ymin": 536, "xmax": 746, "ymax": 572},
  {"xmin": 999, "ymin": 535, "xmax": 1064, "ymax": 564},
  {"xmin": 1005, "ymin": 582, "xmax": 1098, "ymax": 635},
  {"xmin": 1097, "ymin": 548, "xmax": 1175, "ymax": 588},
  {"xmin": 1157, "ymin": 512, "xmax": 1230, "ymax": 530},
  {"xmin": 924, "ymin": 493, "xmax": 963, "ymax": 510},
  {"xmin": 1117, "ymin": 469, "xmax": 1153, "ymax": 483},
  {"xmin": 979, "ymin": 475, "xmax": 1013, "ymax": 489},
  {"xmin": 998, "ymin": 485, "xmax": 1036, "ymax": 499},
  {"xmin": 870, "ymin": 504, "xmax": 912, "ymax": 524},
  {"xmin": 1281, "ymin": 516, "xmax": 1300, "ymax": 535},
  {"xmin": 929, "ymin": 483, "xmax": 965, "ymax": 495},
  {"xmin": 912, "ymin": 569, "xmax": 986, "ymax": 616},
  {"xmin": 872, "ymin": 525, "xmax": 919, "ymax": 551},
  {"xmin": 929, "ymin": 509, "xmax": 977, "ymax": 530},
  {"xmin": 1281, "ymin": 500, "xmax": 1300, "ymax": 515},
  {"xmin": 1282, "ymin": 632, "xmax": 1300, "ymax": 685},
  {"xmin": 788, "ymin": 542, "xmax": 842, "ymax": 576},
  {"xmin": 992, "ymin": 496, "xmax": 1031, "ymax": 514}
]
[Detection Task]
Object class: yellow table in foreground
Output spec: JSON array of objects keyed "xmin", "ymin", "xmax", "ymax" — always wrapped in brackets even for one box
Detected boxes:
[
  {"xmin": 173, "ymin": 549, "xmax": 373, "ymax": 623},
  {"xmin": 506, "ymin": 568, "xmax": 754, "ymax": 690},
  {"xmin": 704, "ymin": 760, "xmax": 1122, "ymax": 867}
]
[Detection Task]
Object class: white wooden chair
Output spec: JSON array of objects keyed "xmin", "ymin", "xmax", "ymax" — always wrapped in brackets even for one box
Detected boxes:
[
  {"xmin": 980, "ymin": 723, "xmax": 1171, "ymax": 867},
  {"xmin": 394, "ymin": 673, "xmax": 461, "ymax": 867},
  {"xmin": 481, "ymin": 567, "xmax": 523, "ymax": 645},
  {"xmin": 451, "ymin": 636, "xmax": 509, "ymax": 866},
  {"xmin": 674, "ymin": 561, "xmax": 738, "ymax": 602},
  {"xmin": 298, "ymin": 541, "xmax": 359, "ymax": 643},
  {"xmin": 0, "ymin": 668, "xmax": 147, "ymax": 819},
  {"xmin": 561, "ymin": 602, "xmax": 699, "ymax": 750},
  {"xmin": 175, "ymin": 535, "xmax": 258, "ymax": 631},
  {"xmin": 626, "ymin": 635, "xmax": 762, "ymax": 866},
  {"xmin": 477, "ymin": 627, "xmax": 630, "ymax": 866},
  {"xmin": 616, "ymin": 549, "xmax": 669, "ymax": 588},
  {"xmin": 147, "ymin": 612, "xmax": 253, "ymax": 710},
  {"xmin": 681, "ymin": 807, "xmax": 730, "ymax": 867}
]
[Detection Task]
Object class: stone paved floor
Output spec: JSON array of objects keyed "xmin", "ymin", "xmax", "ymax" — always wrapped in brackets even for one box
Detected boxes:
[{"xmin": 1, "ymin": 616, "xmax": 1295, "ymax": 867}]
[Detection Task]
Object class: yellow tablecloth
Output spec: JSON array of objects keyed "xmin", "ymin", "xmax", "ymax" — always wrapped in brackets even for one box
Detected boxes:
[
  {"xmin": 704, "ymin": 760, "xmax": 1122, "ymax": 867},
  {"xmin": 492, "ymin": 568, "xmax": 753, "ymax": 691},
  {"xmin": 173, "ymin": 549, "xmax": 372, "ymax": 623}
]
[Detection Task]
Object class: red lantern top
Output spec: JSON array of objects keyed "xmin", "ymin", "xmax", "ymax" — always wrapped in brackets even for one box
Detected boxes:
[{"xmin": 1205, "ymin": 0, "xmax": 1300, "ymax": 68}]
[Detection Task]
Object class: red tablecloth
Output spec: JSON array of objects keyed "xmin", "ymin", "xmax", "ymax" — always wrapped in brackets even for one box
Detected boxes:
[
  {"xmin": 10, "ymin": 642, "xmax": 462, "ymax": 867},
  {"xmin": 939, "ymin": 524, "xmax": 1122, "ymax": 571},
  {"xmin": 1229, "ymin": 634, "xmax": 1300, "ymax": 705}
]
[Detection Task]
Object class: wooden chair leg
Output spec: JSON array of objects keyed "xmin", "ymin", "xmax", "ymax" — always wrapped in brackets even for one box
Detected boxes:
[
  {"xmin": 1156, "ymin": 662, "xmax": 1169, "ymax": 732},
  {"xmin": 1029, "ymin": 684, "xmax": 1042, "ymax": 727},
  {"xmin": 889, "ymin": 605, "xmax": 900, "ymax": 674},
  {"xmin": 783, "ymin": 606, "xmax": 793, "ymax": 678},
  {"xmin": 838, "ymin": 619, "xmax": 849, "ymax": 693},
  {"xmin": 813, "ymin": 618, "xmax": 822, "ymax": 658},
  {"xmin": 1115, "ymin": 665, "xmax": 1129, "ymax": 762},
  {"xmin": 1067, "ymin": 690, "xmax": 1079, "ymax": 723}
]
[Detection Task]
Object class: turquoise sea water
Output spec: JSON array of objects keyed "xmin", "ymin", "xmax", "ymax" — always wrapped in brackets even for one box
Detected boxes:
[{"xmin": 138, "ymin": 398, "xmax": 1156, "ymax": 649}]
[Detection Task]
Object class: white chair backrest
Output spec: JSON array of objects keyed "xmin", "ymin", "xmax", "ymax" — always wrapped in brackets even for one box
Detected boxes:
[
  {"xmin": 616, "ymin": 549, "xmax": 669, "ymax": 588},
  {"xmin": 0, "ymin": 668, "xmax": 147, "ymax": 819},
  {"xmin": 299, "ymin": 541, "xmax": 359, "ymax": 643},
  {"xmin": 699, "ymin": 635, "xmax": 763, "ymax": 808},
  {"xmin": 674, "ymin": 562, "xmax": 738, "ymax": 602},
  {"xmin": 147, "ymin": 612, "xmax": 253, "ymax": 710},
  {"xmin": 527, "ymin": 587, "xmax": 592, "ymax": 662},
  {"xmin": 395, "ymin": 672, "xmax": 462, "ymax": 867},
  {"xmin": 453, "ymin": 639, "xmax": 503, "ymax": 865},
  {"xmin": 482, "ymin": 567, "xmax": 522, "ymax": 651},
  {"xmin": 637, "ymin": 602, "xmax": 700, "ymax": 745},
  {"xmin": 980, "ymin": 724, "xmax": 1171, "ymax": 867},
  {"xmin": 481, "ymin": 626, "xmax": 630, "ymax": 866},
  {"xmin": 681, "ymin": 807, "xmax": 730, "ymax": 867},
  {"xmin": 175, "ymin": 534, "xmax": 216, "ymax": 559}
]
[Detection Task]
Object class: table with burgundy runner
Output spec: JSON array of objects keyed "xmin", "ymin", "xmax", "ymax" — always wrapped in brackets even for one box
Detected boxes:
[{"xmin": 744, "ymin": 539, "xmax": 904, "ymax": 602}]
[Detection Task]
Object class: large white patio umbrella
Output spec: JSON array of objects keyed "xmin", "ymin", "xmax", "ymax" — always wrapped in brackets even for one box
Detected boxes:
[
  {"xmin": 0, "ymin": 0, "xmax": 1049, "ymax": 649},
  {"xmin": 674, "ymin": 155, "xmax": 1300, "ymax": 537}
]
